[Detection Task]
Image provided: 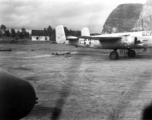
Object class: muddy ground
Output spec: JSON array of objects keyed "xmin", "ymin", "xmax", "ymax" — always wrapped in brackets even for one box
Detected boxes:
[{"xmin": 0, "ymin": 42, "xmax": 152, "ymax": 120}]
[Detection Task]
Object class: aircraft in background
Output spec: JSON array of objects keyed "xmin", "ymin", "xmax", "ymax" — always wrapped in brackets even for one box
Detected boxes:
[{"xmin": 55, "ymin": 25, "xmax": 152, "ymax": 60}]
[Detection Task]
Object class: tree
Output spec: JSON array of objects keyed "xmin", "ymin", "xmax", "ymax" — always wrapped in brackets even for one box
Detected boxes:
[
  {"xmin": 51, "ymin": 28, "xmax": 55, "ymax": 41},
  {"xmin": 16, "ymin": 30, "xmax": 23, "ymax": 39},
  {"xmin": 64, "ymin": 27, "xmax": 70, "ymax": 36},
  {"xmin": 1, "ymin": 24, "xmax": 6, "ymax": 34},
  {"xmin": 22, "ymin": 28, "xmax": 26, "ymax": 38},
  {"xmin": 44, "ymin": 28, "xmax": 48, "ymax": 36},
  {"xmin": 25, "ymin": 32, "xmax": 29, "ymax": 38},
  {"xmin": 47, "ymin": 26, "xmax": 52, "ymax": 40},
  {"xmin": 0, "ymin": 31, "xmax": 2, "ymax": 38},
  {"xmin": 74, "ymin": 30, "xmax": 81, "ymax": 36},
  {"xmin": 67, "ymin": 29, "xmax": 80, "ymax": 36},
  {"xmin": 47, "ymin": 26, "xmax": 52, "ymax": 33},
  {"xmin": 21, "ymin": 28, "xmax": 29, "ymax": 39},
  {"xmin": 22, "ymin": 28, "xmax": 26, "ymax": 33},
  {"xmin": 17, "ymin": 30, "xmax": 20, "ymax": 36},
  {"xmin": 47, "ymin": 26, "xmax": 52, "ymax": 31},
  {"xmin": 19, "ymin": 32, "xmax": 24, "ymax": 39},
  {"xmin": 11, "ymin": 28, "xmax": 16, "ymax": 38},
  {"xmin": 16, "ymin": 30, "xmax": 20, "ymax": 40},
  {"xmin": 5, "ymin": 29, "xmax": 11, "ymax": 37},
  {"xmin": 1, "ymin": 25, "xmax": 6, "ymax": 39}
]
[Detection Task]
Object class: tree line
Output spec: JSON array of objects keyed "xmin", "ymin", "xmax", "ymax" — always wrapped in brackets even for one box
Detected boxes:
[
  {"xmin": 0, "ymin": 24, "xmax": 81, "ymax": 42},
  {"xmin": 0, "ymin": 24, "xmax": 30, "ymax": 41}
]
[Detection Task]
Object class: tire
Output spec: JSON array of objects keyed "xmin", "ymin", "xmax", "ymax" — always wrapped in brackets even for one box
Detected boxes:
[
  {"xmin": 110, "ymin": 51, "xmax": 119, "ymax": 60},
  {"xmin": 127, "ymin": 50, "xmax": 136, "ymax": 57}
]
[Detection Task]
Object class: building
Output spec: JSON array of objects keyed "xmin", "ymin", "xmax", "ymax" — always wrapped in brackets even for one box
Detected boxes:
[{"xmin": 31, "ymin": 30, "xmax": 50, "ymax": 41}]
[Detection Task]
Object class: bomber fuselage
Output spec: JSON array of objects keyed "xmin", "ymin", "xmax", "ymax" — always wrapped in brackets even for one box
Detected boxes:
[{"xmin": 65, "ymin": 31, "xmax": 152, "ymax": 50}]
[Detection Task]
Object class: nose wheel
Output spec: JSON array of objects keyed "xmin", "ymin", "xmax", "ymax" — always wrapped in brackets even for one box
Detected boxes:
[
  {"xmin": 110, "ymin": 50, "xmax": 119, "ymax": 60},
  {"xmin": 127, "ymin": 49, "xmax": 136, "ymax": 57}
]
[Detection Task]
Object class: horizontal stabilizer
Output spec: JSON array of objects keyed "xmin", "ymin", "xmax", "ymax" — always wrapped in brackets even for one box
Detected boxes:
[{"xmin": 67, "ymin": 36, "xmax": 78, "ymax": 40}]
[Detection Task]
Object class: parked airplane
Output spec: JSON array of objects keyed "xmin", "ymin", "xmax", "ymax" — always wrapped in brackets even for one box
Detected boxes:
[{"xmin": 56, "ymin": 25, "xmax": 152, "ymax": 60}]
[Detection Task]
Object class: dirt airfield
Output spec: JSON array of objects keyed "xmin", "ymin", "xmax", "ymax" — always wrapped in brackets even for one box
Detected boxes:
[{"xmin": 0, "ymin": 42, "xmax": 152, "ymax": 120}]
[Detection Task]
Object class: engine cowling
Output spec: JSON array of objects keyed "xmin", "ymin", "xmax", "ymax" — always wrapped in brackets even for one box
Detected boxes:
[
  {"xmin": 123, "ymin": 36, "xmax": 143, "ymax": 48},
  {"xmin": 0, "ymin": 70, "xmax": 38, "ymax": 120}
]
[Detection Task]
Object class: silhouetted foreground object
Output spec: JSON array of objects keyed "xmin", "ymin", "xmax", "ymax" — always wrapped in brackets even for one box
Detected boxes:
[
  {"xmin": 142, "ymin": 102, "xmax": 152, "ymax": 120},
  {"xmin": 0, "ymin": 70, "xmax": 38, "ymax": 120}
]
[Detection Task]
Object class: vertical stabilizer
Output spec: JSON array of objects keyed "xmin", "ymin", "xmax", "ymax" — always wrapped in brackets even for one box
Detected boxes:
[
  {"xmin": 81, "ymin": 27, "xmax": 90, "ymax": 36},
  {"xmin": 56, "ymin": 25, "xmax": 66, "ymax": 44}
]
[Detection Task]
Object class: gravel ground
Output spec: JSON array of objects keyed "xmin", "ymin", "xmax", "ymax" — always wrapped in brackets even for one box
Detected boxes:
[{"xmin": 0, "ymin": 42, "xmax": 152, "ymax": 120}]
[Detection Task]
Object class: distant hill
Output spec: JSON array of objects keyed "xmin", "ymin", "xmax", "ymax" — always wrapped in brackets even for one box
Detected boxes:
[
  {"xmin": 134, "ymin": 0, "xmax": 152, "ymax": 31},
  {"xmin": 102, "ymin": 4, "xmax": 143, "ymax": 33}
]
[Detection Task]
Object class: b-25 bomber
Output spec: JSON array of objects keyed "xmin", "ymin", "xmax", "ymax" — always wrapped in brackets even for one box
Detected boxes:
[{"xmin": 56, "ymin": 25, "xmax": 152, "ymax": 60}]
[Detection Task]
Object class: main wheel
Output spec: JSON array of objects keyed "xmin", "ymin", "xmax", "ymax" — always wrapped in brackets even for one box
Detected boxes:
[
  {"xmin": 110, "ymin": 51, "xmax": 119, "ymax": 60},
  {"xmin": 127, "ymin": 50, "xmax": 136, "ymax": 57}
]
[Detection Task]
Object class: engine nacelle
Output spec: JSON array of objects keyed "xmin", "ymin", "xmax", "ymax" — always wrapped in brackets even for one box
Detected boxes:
[
  {"xmin": 123, "ymin": 36, "xmax": 143, "ymax": 48},
  {"xmin": 0, "ymin": 70, "xmax": 38, "ymax": 120}
]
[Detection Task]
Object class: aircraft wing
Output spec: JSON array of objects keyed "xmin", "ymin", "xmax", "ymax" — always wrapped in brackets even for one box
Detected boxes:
[
  {"xmin": 78, "ymin": 36, "xmax": 122, "ymax": 41},
  {"xmin": 67, "ymin": 36, "xmax": 78, "ymax": 40}
]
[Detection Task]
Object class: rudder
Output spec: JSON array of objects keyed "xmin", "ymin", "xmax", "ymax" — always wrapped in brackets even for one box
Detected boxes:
[
  {"xmin": 81, "ymin": 27, "xmax": 90, "ymax": 36},
  {"xmin": 55, "ymin": 25, "xmax": 66, "ymax": 44}
]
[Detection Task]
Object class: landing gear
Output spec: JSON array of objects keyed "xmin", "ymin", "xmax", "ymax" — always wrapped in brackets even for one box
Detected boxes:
[
  {"xmin": 110, "ymin": 50, "xmax": 119, "ymax": 60},
  {"xmin": 109, "ymin": 49, "xmax": 136, "ymax": 60},
  {"xmin": 127, "ymin": 49, "xmax": 136, "ymax": 57}
]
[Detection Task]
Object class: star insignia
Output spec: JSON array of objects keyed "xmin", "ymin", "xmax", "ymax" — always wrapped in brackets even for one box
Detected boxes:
[{"xmin": 84, "ymin": 39, "xmax": 91, "ymax": 46}]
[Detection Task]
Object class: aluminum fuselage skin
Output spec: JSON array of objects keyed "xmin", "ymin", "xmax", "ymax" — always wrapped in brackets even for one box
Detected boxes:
[{"xmin": 65, "ymin": 31, "xmax": 152, "ymax": 50}]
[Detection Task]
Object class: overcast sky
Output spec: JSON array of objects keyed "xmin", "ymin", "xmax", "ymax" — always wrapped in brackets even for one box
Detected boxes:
[{"xmin": 0, "ymin": 0, "xmax": 147, "ymax": 33}]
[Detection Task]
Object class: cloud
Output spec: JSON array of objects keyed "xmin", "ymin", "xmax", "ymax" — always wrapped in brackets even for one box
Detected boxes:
[
  {"xmin": 0, "ymin": 0, "xmax": 147, "ymax": 33},
  {"xmin": 0, "ymin": 0, "xmax": 39, "ymax": 28}
]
